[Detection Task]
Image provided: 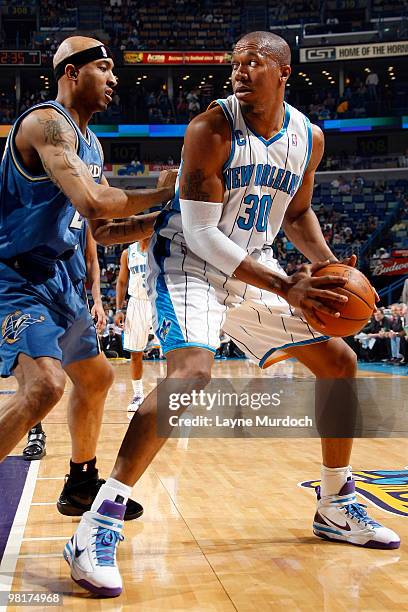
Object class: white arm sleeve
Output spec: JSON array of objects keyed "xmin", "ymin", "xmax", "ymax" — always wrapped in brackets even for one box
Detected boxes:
[{"xmin": 179, "ymin": 198, "xmax": 247, "ymax": 276}]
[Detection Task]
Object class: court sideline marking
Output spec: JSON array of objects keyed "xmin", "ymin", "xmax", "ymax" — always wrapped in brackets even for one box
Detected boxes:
[{"xmin": 0, "ymin": 460, "xmax": 40, "ymax": 612}]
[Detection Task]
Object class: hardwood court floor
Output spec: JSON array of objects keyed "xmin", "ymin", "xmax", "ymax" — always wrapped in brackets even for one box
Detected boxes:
[{"xmin": 1, "ymin": 359, "xmax": 407, "ymax": 611}]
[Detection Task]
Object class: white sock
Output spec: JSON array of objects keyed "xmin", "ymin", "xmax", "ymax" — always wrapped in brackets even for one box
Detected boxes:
[
  {"xmin": 91, "ymin": 477, "xmax": 132, "ymax": 512},
  {"xmin": 132, "ymin": 379, "xmax": 143, "ymax": 395},
  {"xmin": 320, "ymin": 465, "xmax": 352, "ymax": 497}
]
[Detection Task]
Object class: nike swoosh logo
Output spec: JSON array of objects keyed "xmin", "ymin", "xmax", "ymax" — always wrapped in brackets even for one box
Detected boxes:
[
  {"xmin": 320, "ymin": 514, "xmax": 351, "ymax": 531},
  {"xmin": 75, "ymin": 545, "xmax": 86, "ymax": 558}
]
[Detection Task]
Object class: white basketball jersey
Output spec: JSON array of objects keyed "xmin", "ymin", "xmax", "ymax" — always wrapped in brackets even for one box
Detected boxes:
[
  {"xmin": 127, "ymin": 243, "xmax": 148, "ymax": 300},
  {"xmin": 157, "ymin": 95, "xmax": 312, "ymax": 260}
]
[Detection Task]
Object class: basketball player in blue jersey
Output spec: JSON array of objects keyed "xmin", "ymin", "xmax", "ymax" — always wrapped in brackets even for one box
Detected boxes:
[
  {"xmin": 22, "ymin": 222, "xmax": 106, "ymax": 461},
  {"xmin": 66, "ymin": 32, "xmax": 399, "ymax": 597},
  {"xmin": 0, "ymin": 36, "xmax": 175, "ymax": 522}
]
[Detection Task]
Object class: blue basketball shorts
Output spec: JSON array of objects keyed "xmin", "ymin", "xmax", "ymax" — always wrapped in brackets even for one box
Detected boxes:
[{"xmin": 0, "ymin": 260, "xmax": 99, "ymax": 377}]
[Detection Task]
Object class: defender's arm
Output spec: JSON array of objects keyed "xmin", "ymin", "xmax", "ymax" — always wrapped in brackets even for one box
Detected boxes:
[
  {"xmin": 88, "ymin": 176, "xmax": 161, "ymax": 245},
  {"xmin": 23, "ymin": 109, "xmax": 174, "ymax": 219}
]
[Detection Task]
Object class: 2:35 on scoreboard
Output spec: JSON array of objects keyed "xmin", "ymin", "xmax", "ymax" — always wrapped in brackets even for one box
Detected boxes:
[{"xmin": 0, "ymin": 51, "xmax": 41, "ymax": 65}]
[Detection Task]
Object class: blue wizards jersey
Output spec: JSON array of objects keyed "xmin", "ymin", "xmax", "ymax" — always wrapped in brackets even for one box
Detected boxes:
[
  {"xmin": 0, "ymin": 100, "xmax": 103, "ymax": 261},
  {"xmin": 63, "ymin": 220, "xmax": 87, "ymax": 285}
]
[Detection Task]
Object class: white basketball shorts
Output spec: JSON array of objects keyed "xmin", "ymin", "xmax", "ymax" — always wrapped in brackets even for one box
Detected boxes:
[
  {"xmin": 123, "ymin": 297, "xmax": 152, "ymax": 352},
  {"xmin": 147, "ymin": 233, "xmax": 329, "ymax": 368}
]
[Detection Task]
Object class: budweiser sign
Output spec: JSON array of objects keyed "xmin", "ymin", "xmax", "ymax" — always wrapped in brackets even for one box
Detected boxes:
[{"xmin": 372, "ymin": 257, "xmax": 408, "ymax": 276}]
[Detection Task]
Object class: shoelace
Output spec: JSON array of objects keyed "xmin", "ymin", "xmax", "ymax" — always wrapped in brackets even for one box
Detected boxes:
[
  {"xmin": 93, "ymin": 527, "xmax": 124, "ymax": 566},
  {"xmin": 344, "ymin": 503, "xmax": 381, "ymax": 527}
]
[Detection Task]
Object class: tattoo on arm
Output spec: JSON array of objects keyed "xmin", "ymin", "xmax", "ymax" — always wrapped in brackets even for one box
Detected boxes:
[
  {"xmin": 37, "ymin": 112, "xmax": 90, "ymax": 184},
  {"xmin": 109, "ymin": 219, "xmax": 144, "ymax": 240},
  {"xmin": 38, "ymin": 152, "xmax": 64, "ymax": 190},
  {"xmin": 180, "ymin": 169, "xmax": 210, "ymax": 200}
]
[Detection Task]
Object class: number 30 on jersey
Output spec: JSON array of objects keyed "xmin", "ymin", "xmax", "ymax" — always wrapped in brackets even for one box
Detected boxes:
[{"xmin": 237, "ymin": 194, "xmax": 272, "ymax": 232}]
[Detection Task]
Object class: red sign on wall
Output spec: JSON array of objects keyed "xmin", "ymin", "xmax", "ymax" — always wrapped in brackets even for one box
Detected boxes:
[
  {"xmin": 372, "ymin": 257, "xmax": 408, "ymax": 276},
  {"xmin": 123, "ymin": 51, "xmax": 232, "ymax": 65}
]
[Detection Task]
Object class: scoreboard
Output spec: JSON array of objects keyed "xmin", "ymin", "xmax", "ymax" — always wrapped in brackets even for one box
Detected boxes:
[{"xmin": 0, "ymin": 51, "xmax": 41, "ymax": 66}]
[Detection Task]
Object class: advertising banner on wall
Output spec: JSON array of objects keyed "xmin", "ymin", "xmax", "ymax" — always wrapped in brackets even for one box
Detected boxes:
[
  {"xmin": 123, "ymin": 51, "xmax": 232, "ymax": 65},
  {"xmin": 300, "ymin": 40, "xmax": 408, "ymax": 63},
  {"xmin": 371, "ymin": 257, "xmax": 408, "ymax": 276}
]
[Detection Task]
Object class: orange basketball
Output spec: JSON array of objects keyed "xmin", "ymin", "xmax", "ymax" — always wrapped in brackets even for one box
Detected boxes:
[{"xmin": 305, "ymin": 263, "xmax": 376, "ymax": 337}]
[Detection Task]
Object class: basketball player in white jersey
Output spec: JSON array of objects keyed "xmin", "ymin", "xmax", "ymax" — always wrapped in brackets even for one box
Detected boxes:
[
  {"xmin": 115, "ymin": 238, "xmax": 152, "ymax": 413},
  {"xmin": 66, "ymin": 31, "xmax": 399, "ymax": 597}
]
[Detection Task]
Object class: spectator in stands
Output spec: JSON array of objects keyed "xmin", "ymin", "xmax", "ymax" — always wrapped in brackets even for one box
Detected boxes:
[
  {"xmin": 356, "ymin": 309, "xmax": 390, "ymax": 361},
  {"xmin": 401, "ymin": 278, "xmax": 408, "ymax": 308},
  {"xmin": 215, "ymin": 332, "xmax": 230, "ymax": 359},
  {"xmin": 398, "ymin": 148, "xmax": 408, "ymax": 168},
  {"xmin": 374, "ymin": 180, "xmax": 386, "ymax": 193},
  {"xmin": 101, "ymin": 325, "xmax": 123, "ymax": 358},
  {"xmin": 387, "ymin": 303, "xmax": 404, "ymax": 362},
  {"xmin": 350, "ymin": 84, "xmax": 367, "ymax": 117},
  {"xmin": 323, "ymin": 91, "xmax": 337, "ymax": 115},
  {"xmin": 373, "ymin": 247, "xmax": 390, "ymax": 259},
  {"xmin": 338, "ymin": 177, "xmax": 351, "ymax": 194},
  {"xmin": 366, "ymin": 70, "xmax": 379, "ymax": 101},
  {"xmin": 368, "ymin": 215, "xmax": 378, "ymax": 232},
  {"xmin": 391, "ymin": 220, "xmax": 406, "ymax": 233},
  {"xmin": 176, "ymin": 91, "xmax": 188, "ymax": 121},
  {"xmin": 351, "ymin": 175, "xmax": 364, "ymax": 193},
  {"xmin": 399, "ymin": 303, "xmax": 408, "ymax": 365},
  {"xmin": 336, "ymin": 99, "xmax": 349, "ymax": 115},
  {"xmin": 187, "ymin": 89, "xmax": 201, "ymax": 120}
]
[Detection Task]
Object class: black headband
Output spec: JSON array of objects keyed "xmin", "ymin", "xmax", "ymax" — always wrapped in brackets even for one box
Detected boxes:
[{"xmin": 54, "ymin": 45, "xmax": 113, "ymax": 81}]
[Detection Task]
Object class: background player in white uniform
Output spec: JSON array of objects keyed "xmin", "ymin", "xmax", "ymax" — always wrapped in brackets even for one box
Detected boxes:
[
  {"xmin": 115, "ymin": 238, "xmax": 152, "ymax": 412},
  {"xmin": 67, "ymin": 31, "xmax": 399, "ymax": 597}
]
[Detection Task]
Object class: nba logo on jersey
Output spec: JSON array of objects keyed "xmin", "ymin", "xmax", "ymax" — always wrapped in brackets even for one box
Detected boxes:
[{"xmin": 291, "ymin": 133, "xmax": 297, "ymax": 146}]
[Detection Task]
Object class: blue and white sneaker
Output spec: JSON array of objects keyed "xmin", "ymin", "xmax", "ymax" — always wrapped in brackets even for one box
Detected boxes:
[
  {"xmin": 313, "ymin": 479, "xmax": 400, "ymax": 549},
  {"xmin": 64, "ymin": 499, "xmax": 125, "ymax": 597}
]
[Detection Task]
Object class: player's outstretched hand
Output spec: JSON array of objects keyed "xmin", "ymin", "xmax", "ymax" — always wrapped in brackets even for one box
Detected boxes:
[
  {"xmin": 285, "ymin": 262, "xmax": 348, "ymax": 328},
  {"xmin": 114, "ymin": 310, "xmax": 125, "ymax": 329},
  {"xmin": 157, "ymin": 168, "xmax": 178, "ymax": 192},
  {"xmin": 92, "ymin": 301, "xmax": 107, "ymax": 334}
]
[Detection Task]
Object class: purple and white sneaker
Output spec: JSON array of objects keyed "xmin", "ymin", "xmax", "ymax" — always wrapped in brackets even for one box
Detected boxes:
[
  {"xmin": 313, "ymin": 478, "xmax": 400, "ymax": 549},
  {"xmin": 64, "ymin": 499, "xmax": 125, "ymax": 597},
  {"xmin": 127, "ymin": 394, "xmax": 144, "ymax": 415}
]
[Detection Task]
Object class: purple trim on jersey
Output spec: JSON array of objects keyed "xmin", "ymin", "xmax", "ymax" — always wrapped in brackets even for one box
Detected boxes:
[{"xmin": 0, "ymin": 456, "xmax": 30, "ymax": 563}]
